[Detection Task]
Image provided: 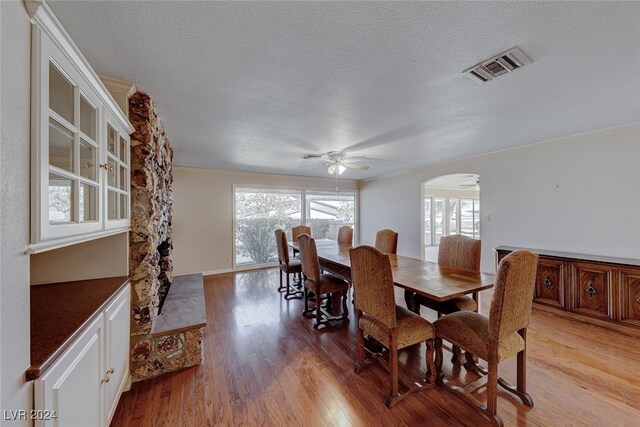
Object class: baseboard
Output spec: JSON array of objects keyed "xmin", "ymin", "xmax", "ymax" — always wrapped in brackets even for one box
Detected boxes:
[{"xmin": 202, "ymin": 268, "xmax": 234, "ymax": 276}]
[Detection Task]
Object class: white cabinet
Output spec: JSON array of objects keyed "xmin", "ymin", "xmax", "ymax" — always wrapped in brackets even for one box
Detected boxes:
[
  {"xmin": 34, "ymin": 285, "xmax": 130, "ymax": 427},
  {"xmin": 104, "ymin": 285, "xmax": 130, "ymax": 421},
  {"xmin": 28, "ymin": 1, "xmax": 134, "ymax": 252}
]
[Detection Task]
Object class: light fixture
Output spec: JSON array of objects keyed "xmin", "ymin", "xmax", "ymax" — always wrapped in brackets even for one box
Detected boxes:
[{"xmin": 328, "ymin": 163, "xmax": 346, "ymax": 175}]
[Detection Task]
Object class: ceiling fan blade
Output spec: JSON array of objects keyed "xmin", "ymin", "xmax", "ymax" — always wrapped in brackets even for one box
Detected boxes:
[
  {"xmin": 302, "ymin": 154, "xmax": 325, "ymax": 160},
  {"xmin": 344, "ymin": 163, "xmax": 370, "ymax": 171},
  {"xmin": 299, "ymin": 161, "xmax": 331, "ymax": 168},
  {"xmin": 346, "ymin": 155, "xmax": 369, "ymax": 161}
]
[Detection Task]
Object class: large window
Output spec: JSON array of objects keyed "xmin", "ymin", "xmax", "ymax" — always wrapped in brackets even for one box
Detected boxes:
[
  {"xmin": 306, "ymin": 191, "xmax": 355, "ymax": 240},
  {"xmin": 234, "ymin": 187, "xmax": 357, "ymax": 267},
  {"xmin": 424, "ymin": 195, "xmax": 479, "ymax": 247}
]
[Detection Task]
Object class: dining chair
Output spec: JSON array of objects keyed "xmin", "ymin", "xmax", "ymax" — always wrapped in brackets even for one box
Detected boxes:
[
  {"xmin": 350, "ymin": 245, "xmax": 436, "ymax": 408},
  {"xmin": 298, "ymin": 234, "xmax": 349, "ymax": 329},
  {"xmin": 275, "ymin": 229, "xmax": 303, "ymax": 300},
  {"xmin": 434, "ymin": 249, "xmax": 539, "ymax": 427},
  {"xmin": 374, "ymin": 229, "xmax": 398, "ymax": 254},
  {"xmin": 291, "ymin": 225, "xmax": 311, "ymax": 243},
  {"xmin": 337, "ymin": 226, "xmax": 353, "ymax": 245},
  {"xmin": 413, "ymin": 235, "xmax": 481, "ymax": 363}
]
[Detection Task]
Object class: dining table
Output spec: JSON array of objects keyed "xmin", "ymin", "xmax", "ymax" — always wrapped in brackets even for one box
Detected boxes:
[{"xmin": 289, "ymin": 239, "xmax": 495, "ymax": 310}]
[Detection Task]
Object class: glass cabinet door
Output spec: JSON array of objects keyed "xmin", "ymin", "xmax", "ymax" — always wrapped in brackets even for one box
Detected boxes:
[
  {"xmin": 46, "ymin": 60, "xmax": 100, "ymax": 229},
  {"xmin": 104, "ymin": 115, "xmax": 130, "ymax": 229},
  {"xmin": 32, "ymin": 25, "xmax": 133, "ymax": 246}
]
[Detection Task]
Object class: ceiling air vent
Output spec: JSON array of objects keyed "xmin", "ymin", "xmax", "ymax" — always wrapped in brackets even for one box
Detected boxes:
[{"xmin": 464, "ymin": 47, "xmax": 532, "ymax": 83}]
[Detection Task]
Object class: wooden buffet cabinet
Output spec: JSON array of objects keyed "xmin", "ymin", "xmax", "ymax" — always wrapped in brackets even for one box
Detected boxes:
[{"xmin": 495, "ymin": 246, "xmax": 640, "ymax": 335}]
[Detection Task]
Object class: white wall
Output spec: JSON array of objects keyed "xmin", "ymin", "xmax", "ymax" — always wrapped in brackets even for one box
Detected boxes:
[
  {"xmin": 0, "ymin": 1, "xmax": 33, "ymax": 424},
  {"xmin": 360, "ymin": 124, "xmax": 640, "ymax": 273},
  {"xmin": 172, "ymin": 166, "xmax": 358, "ymax": 275}
]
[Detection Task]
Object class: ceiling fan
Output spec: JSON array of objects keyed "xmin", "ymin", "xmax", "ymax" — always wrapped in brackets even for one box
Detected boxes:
[
  {"xmin": 301, "ymin": 151, "xmax": 370, "ymax": 175},
  {"xmin": 459, "ymin": 177, "xmax": 481, "ymax": 191}
]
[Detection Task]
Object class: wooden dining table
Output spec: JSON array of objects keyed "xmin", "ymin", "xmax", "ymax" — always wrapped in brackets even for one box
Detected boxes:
[{"xmin": 289, "ymin": 239, "xmax": 495, "ymax": 310}]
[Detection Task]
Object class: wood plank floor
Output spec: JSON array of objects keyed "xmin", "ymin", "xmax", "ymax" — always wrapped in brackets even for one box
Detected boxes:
[{"xmin": 111, "ymin": 268, "xmax": 640, "ymax": 426}]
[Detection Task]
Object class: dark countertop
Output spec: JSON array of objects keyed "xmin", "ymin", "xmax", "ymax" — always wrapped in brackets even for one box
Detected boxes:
[
  {"xmin": 494, "ymin": 246, "xmax": 640, "ymax": 267},
  {"xmin": 28, "ymin": 276, "xmax": 129, "ymax": 381}
]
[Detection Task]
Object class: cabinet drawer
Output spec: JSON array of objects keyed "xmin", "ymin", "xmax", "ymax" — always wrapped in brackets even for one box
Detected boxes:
[
  {"xmin": 534, "ymin": 257, "xmax": 565, "ymax": 308},
  {"xmin": 570, "ymin": 262, "xmax": 614, "ymax": 320},
  {"xmin": 619, "ymin": 268, "xmax": 640, "ymax": 327}
]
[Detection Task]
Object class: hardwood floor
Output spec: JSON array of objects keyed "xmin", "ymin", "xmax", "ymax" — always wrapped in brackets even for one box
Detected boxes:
[{"xmin": 111, "ymin": 268, "xmax": 640, "ymax": 426}]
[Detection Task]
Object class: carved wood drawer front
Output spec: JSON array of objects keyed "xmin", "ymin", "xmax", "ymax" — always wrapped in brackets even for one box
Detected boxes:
[
  {"xmin": 571, "ymin": 262, "xmax": 614, "ymax": 320},
  {"xmin": 619, "ymin": 269, "xmax": 640, "ymax": 327},
  {"xmin": 534, "ymin": 257, "xmax": 565, "ymax": 308}
]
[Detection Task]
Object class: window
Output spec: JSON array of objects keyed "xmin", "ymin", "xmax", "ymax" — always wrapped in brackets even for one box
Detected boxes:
[
  {"xmin": 306, "ymin": 191, "xmax": 355, "ymax": 240},
  {"xmin": 234, "ymin": 187, "xmax": 357, "ymax": 267},
  {"xmin": 424, "ymin": 195, "xmax": 479, "ymax": 247}
]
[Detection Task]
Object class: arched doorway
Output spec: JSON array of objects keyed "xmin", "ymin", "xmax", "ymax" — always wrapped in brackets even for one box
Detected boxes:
[{"xmin": 422, "ymin": 174, "xmax": 480, "ymax": 262}]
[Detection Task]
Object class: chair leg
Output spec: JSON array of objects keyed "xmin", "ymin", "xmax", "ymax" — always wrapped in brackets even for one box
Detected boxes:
[
  {"xmin": 385, "ymin": 330, "xmax": 399, "ymax": 408},
  {"xmin": 314, "ymin": 289, "xmax": 323, "ymax": 329},
  {"xmin": 487, "ymin": 360, "xmax": 498, "ymax": 416},
  {"xmin": 354, "ymin": 310, "xmax": 365, "ymax": 373},
  {"xmin": 434, "ymin": 337, "xmax": 444, "ymax": 385},
  {"xmin": 278, "ymin": 269, "xmax": 285, "ymax": 292},
  {"xmin": 426, "ymin": 339, "xmax": 436, "ymax": 384},
  {"xmin": 341, "ymin": 291, "xmax": 349, "ymax": 319}
]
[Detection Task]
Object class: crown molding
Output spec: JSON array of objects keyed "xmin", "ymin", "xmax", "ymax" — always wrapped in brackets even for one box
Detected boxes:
[
  {"xmin": 25, "ymin": 0, "xmax": 134, "ymax": 134},
  {"xmin": 100, "ymin": 76, "xmax": 137, "ymax": 98}
]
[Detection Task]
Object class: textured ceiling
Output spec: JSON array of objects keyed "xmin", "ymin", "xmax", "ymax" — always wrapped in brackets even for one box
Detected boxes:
[{"xmin": 50, "ymin": 1, "xmax": 640, "ymax": 179}]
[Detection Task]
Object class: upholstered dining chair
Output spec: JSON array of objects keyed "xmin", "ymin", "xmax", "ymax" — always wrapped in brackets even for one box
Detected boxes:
[
  {"xmin": 291, "ymin": 225, "xmax": 311, "ymax": 243},
  {"xmin": 413, "ymin": 235, "xmax": 481, "ymax": 363},
  {"xmin": 374, "ymin": 229, "xmax": 398, "ymax": 254},
  {"xmin": 298, "ymin": 234, "xmax": 349, "ymax": 329},
  {"xmin": 434, "ymin": 249, "xmax": 539, "ymax": 427},
  {"xmin": 275, "ymin": 229, "xmax": 303, "ymax": 300},
  {"xmin": 350, "ymin": 245, "xmax": 436, "ymax": 408},
  {"xmin": 337, "ymin": 226, "xmax": 353, "ymax": 245}
]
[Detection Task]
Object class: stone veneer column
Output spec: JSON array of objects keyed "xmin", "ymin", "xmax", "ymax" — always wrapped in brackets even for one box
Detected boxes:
[{"xmin": 128, "ymin": 92, "xmax": 202, "ymax": 382}]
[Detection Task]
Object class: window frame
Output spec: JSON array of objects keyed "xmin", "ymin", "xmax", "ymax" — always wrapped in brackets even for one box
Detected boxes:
[
  {"xmin": 422, "ymin": 191, "xmax": 480, "ymax": 259},
  {"xmin": 232, "ymin": 184, "xmax": 359, "ymax": 270}
]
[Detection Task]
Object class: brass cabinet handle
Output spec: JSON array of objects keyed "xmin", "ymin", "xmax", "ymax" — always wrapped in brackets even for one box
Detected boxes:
[
  {"xmin": 100, "ymin": 163, "xmax": 113, "ymax": 172},
  {"xmin": 107, "ymin": 368, "xmax": 114, "ymax": 375},
  {"xmin": 101, "ymin": 377, "xmax": 110, "ymax": 384}
]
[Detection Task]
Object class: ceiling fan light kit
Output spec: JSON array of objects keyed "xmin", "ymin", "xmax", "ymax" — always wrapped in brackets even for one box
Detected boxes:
[
  {"xmin": 302, "ymin": 151, "xmax": 371, "ymax": 176},
  {"xmin": 328, "ymin": 164, "xmax": 346, "ymax": 175}
]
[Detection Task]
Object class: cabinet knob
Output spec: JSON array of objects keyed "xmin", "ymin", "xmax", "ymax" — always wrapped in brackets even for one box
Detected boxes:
[
  {"xmin": 543, "ymin": 275, "xmax": 552, "ymax": 290},
  {"xmin": 586, "ymin": 282, "xmax": 597, "ymax": 298},
  {"xmin": 100, "ymin": 163, "xmax": 113, "ymax": 172}
]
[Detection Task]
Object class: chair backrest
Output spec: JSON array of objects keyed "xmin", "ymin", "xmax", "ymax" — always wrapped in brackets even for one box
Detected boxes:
[
  {"xmin": 298, "ymin": 233, "xmax": 320, "ymax": 283},
  {"xmin": 274, "ymin": 229, "xmax": 289, "ymax": 265},
  {"xmin": 349, "ymin": 245, "xmax": 396, "ymax": 328},
  {"xmin": 292, "ymin": 226, "xmax": 311, "ymax": 243},
  {"xmin": 337, "ymin": 226, "xmax": 353, "ymax": 245},
  {"xmin": 489, "ymin": 250, "xmax": 539, "ymax": 342},
  {"xmin": 437, "ymin": 235, "xmax": 481, "ymax": 272},
  {"xmin": 375, "ymin": 229, "xmax": 398, "ymax": 254}
]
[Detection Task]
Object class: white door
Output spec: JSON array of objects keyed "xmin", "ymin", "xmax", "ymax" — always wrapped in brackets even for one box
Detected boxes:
[{"xmin": 34, "ymin": 314, "xmax": 104, "ymax": 427}]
